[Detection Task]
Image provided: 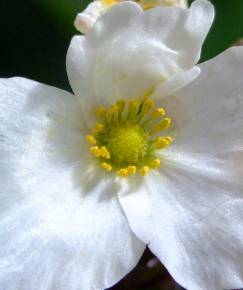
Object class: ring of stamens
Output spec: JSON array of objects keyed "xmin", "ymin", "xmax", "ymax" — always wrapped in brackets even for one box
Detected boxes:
[{"xmin": 86, "ymin": 97, "xmax": 173, "ymax": 177}]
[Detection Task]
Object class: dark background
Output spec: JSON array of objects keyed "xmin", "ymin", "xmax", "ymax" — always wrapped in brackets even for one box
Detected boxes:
[{"xmin": 1, "ymin": 0, "xmax": 243, "ymax": 289}]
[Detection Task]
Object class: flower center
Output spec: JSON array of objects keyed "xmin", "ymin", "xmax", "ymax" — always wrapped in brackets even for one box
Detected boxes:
[
  {"xmin": 107, "ymin": 124, "xmax": 148, "ymax": 166},
  {"xmin": 86, "ymin": 96, "xmax": 173, "ymax": 177}
]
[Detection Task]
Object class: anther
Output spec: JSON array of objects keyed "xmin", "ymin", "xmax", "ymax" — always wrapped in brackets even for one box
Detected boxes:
[
  {"xmin": 140, "ymin": 166, "xmax": 149, "ymax": 176},
  {"xmin": 90, "ymin": 146, "xmax": 101, "ymax": 158},
  {"xmin": 116, "ymin": 99, "xmax": 126, "ymax": 112},
  {"xmin": 92, "ymin": 123, "xmax": 104, "ymax": 135},
  {"xmin": 154, "ymin": 118, "xmax": 171, "ymax": 131},
  {"xmin": 86, "ymin": 135, "xmax": 97, "ymax": 145},
  {"xmin": 101, "ymin": 162, "xmax": 112, "ymax": 171},
  {"xmin": 96, "ymin": 107, "xmax": 106, "ymax": 118},
  {"xmin": 100, "ymin": 146, "xmax": 110, "ymax": 159},
  {"xmin": 127, "ymin": 165, "xmax": 137, "ymax": 175},
  {"xmin": 88, "ymin": 97, "xmax": 173, "ymax": 177},
  {"xmin": 164, "ymin": 0, "xmax": 175, "ymax": 5},
  {"xmin": 155, "ymin": 136, "xmax": 172, "ymax": 149},
  {"xmin": 117, "ymin": 168, "xmax": 129, "ymax": 177},
  {"xmin": 110, "ymin": 104, "xmax": 120, "ymax": 113},
  {"xmin": 129, "ymin": 99, "xmax": 138, "ymax": 111},
  {"xmin": 141, "ymin": 99, "xmax": 154, "ymax": 113},
  {"xmin": 152, "ymin": 108, "xmax": 166, "ymax": 117},
  {"xmin": 150, "ymin": 159, "xmax": 161, "ymax": 169}
]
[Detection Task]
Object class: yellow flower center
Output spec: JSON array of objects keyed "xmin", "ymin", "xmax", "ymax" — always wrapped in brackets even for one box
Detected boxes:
[
  {"xmin": 107, "ymin": 124, "xmax": 148, "ymax": 166},
  {"xmin": 86, "ymin": 96, "xmax": 173, "ymax": 177}
]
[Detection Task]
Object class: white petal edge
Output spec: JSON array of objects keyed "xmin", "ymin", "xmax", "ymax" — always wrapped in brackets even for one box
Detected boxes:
[
  {"xmin": 162, "ymin": 46, "xmax": 243, "ymax": 154},
  {"xmin": 0, "ymin": 77, "xmax": 146, "ymax": 290},
  {"xmin": 117, "ymin": 163, "xmax": 243, "ymax": 289},
  {"xmin": 153, "ymin": 66, "xmax": 201, "ymax": 99},
  {"xmin": 182, "ymin": 0, "xmax": 215, "ymax": 67}
]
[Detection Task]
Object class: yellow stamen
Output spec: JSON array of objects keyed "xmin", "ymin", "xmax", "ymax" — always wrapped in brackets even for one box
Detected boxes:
[
  {"xmin": 102, "ymin": 0, "xmax": 120, "ymax": 6},
  {"xmin": 140, "ymin": 166, "xmax": 149, "ymax": 176},
  {"xmin": 117, "ymin": 168, "xmax": 129, "ymax": 177},
  {"xmin": 90, "ymin": 146, "xmax": 101, "ymax": 158},
  {"xmin": 86, "ymin": 134, "xmax": 97, "ymax": 145},
  {"xmin": 141, "ymin": 2, "xmax": 157, "ymax": 10},
  {"xmin": 87, "ymin": 97, "xmax": 174, "ymax": 177},
  {"xmin": 129, "ymin": 99, "xmax": 138, "ymax": 111},
  {"xmin": 164, "ymin": 0, "xmax": 175, "ymax": 5},
  {"xmin": 155, "ymin": 136, "xmax": 173, "ymax": 149},
  {"xmin": 116, "ymin": 99, "xmax": 126, "ymax": 112},
  {"xmin": 142, "ymin": 99, "xmax": 154, "ymax": 113},
  {"xmin": 100, "ymin": 146, "xmax": 111, "ymax": 159},
  {"xmin": 96, "ymin": 107, "xmax": 106, "ymax": 118},
  {"xmin": 110, "ymin": 104, "xmax": 120, "ymax": 113},
  {"xmin": 101, "ymin": 162, "xmax": 112, "ymax": 171},
  {"xmin": 127, "ymin": 165, "xmax": 137, "ymax": 175},
  {"xmin": 152, "ymin": 107, "xmax": 166, "ymax": 117},
  {"xmin": 154, "ymin": 118, "xmax": 171, "ymax": 131},
  {"xmin": 150, "ymin": 158, "xmax": 161, "ymax": 169},
  {"xmin": 92, "ymin": 123, "xmax": 104, "ymax": 135}
]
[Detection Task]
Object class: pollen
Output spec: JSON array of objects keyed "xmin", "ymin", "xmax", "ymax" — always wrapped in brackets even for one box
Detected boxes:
[
  {"xmin": 153, "ymin": 118, "xmax": 171, "ymax": 132},
  {"xmin": 102, "ymin": 0, "xmax": 120, "ymax": 7},
  {"xmin": 96, "ymin": 107, "xmax": 106, "ymax": 118},
  {"xmin": 141, "ymin": 99, "xmax": 154, "ymax": 113},
  {"xmin": 129, "ymin": 99, "xmax": 138, "ymax": 111},
  {"xmin": 140, "ymin": 166, "xmax": 149, "ymax": 176},
  {"xmin": 92, "ymin": 123, "xmax": 104, "ymax": 135},
  {"xmin": 90, "ymin": 146, "xmax": 101, "ymax": 158},
  {"xmin": 152, "ymin": 107, "xmax": 166, "ymax": 117},
  {"xmin": 101, "ymin": 162, "xmax": 112, "ymax": 171},
  {"xmin": 110, "ymin": 104, "xmax": 120, "ymax": 113},
  {"xmin": 86, "ymin": 134, "xmax": 97, "ymax": 145},
  {"xmin": 100, "ymin": 146, "xmax": 110, "ymax": 159},
  {"xmin": 116, "ymin": 99, "xmax": 126, "ymax": 112},
  {"xmin": 117, "ymin": 168, "xmax": 129, "ymax": 177},
  {"xmin": 86, "ymin": 96, "xmax": 173, "ymax": 177},
  {"xmin": 127, "ymin": 165, "xmax": 137, "ymax": 175},
  {"xmin": 155, "ymin": 136, "xmax": 172, "ymax": 149},
  {"xmin": 150, "ymin": 158, "xmax": 161, "ymax": 169}
]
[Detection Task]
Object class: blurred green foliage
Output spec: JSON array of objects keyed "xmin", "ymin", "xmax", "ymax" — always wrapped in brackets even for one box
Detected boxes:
[{"xmin": 1, "ymin": 0, "xmax": 243, "ymax": 91}]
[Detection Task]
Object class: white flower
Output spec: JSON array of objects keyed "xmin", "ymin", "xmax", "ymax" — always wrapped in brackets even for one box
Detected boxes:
[
  {"xmin": 1, "ymin": 1, "xmax": 243, "ymax": 289},
  {"xmin": 74, "ymin": 0, "xmax": 187, "ymax": 34}
]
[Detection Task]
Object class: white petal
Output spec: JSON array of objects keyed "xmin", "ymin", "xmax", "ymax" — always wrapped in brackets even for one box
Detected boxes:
[
  {"xmin": 163, "ymin": 46, "xmax": 243, "ymax": 154},
  {"xmin": 117, "ymin": 155, "xmax": 243, "ymax": 289},
  {"xmin": 74, "ymin": 1, "xmax": 106, "ymax": 34},
  {"xmin": 66, "ymin": 35, "xmax": 99, "ymax": 127},
  {"xmin": 117, "ymin": 43, "xmax": 243, "ymax": 283},
  {"xmin": 0, "ymin": 77, "xmax": 145, "ymax": 290},
  {"xmin": 117, "ymin": 47, "xmax": 243, "ymax": 289},
  {"xmin": 153, "ymin": 66, "xmax": 201, "ymax": 99},
  {"xmin": 0, "ymin": 77, "xmax": 85, "ymax": 216},
  {"xmin": 138, "ymin": 0, "xmax": 214, "ymax": 69},
  {"xmin": 74, "ymin": 0, "xmax": 188, "ymax": 35},
  {"xmin": 0, "ymin": 182, "xmax": 145, "ymax": 290},
  {"xmin": 67, "ymin": 1, "xmax": 213, "ymax": 127}
]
